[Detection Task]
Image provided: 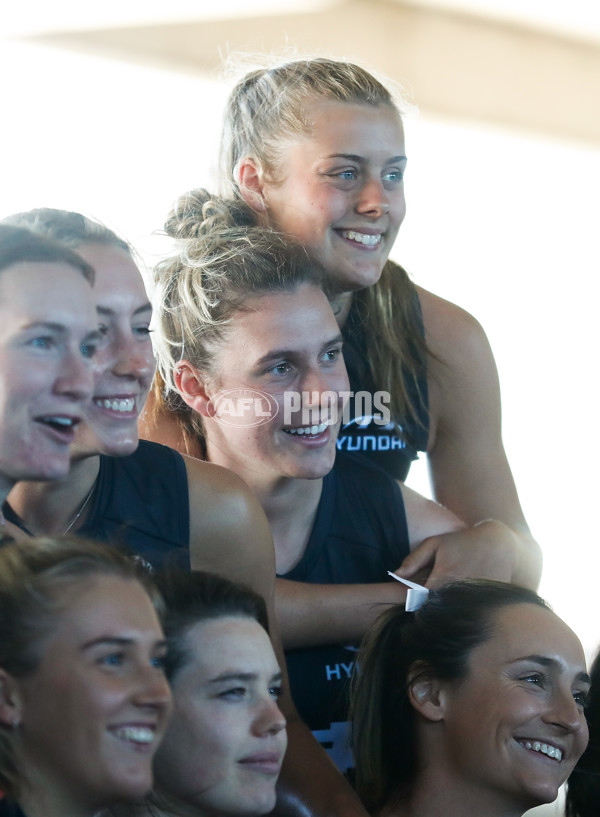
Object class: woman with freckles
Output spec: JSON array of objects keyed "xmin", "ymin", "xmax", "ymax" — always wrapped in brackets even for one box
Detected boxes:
[
  {"xmin": 116, "ymin": 570, "xmax": 287, "ymax": 817},
  {"xmin": 0, "ymin": 536, "xmax": 171, "ymax": 817},
  {"xmin": 145, "ymin": 189, "xmax": 463, "ymax": 773},
  {"xmin": 350, "ymin": 580, "xmax": 590, "ymax": 817},
  {"xmin": 145, "ymin": 56, "xmax": 541, "ymax": 611}
]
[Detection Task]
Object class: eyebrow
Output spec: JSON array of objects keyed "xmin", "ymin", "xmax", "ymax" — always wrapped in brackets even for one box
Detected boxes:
[
  {"xmin": 210, "ymin": 671, "xmax": 283, "ymax": 684},
  {"xmin": 324, "ymin": 153, "xmax": 407, "ymax": 164},
  {"xmin": 254, "ymin": 333, "xmax": 345, "ymax": 368},
  {"xmin": 81, "ymin": 636, "xmax": 168, "ymax": 651},
  {"xmin": 96, "ymin": 303, "xmax": 152, "ymax": 317},
  {"xmin": 513, "ymin": 654, "xmax": 591, "ymax": 685}
]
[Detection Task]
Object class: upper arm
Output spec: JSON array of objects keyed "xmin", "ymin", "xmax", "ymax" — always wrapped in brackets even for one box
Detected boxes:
[
  {"xmin": 399, "ymin": 481, "xmax": 466, "ymax": 548},
  {"xmin": 419, "ymin": 287, "xmax": 529, "ymax": 532}
]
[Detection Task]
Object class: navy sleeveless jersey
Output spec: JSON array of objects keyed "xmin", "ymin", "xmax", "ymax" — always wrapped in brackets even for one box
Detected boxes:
[
  {"xmin": 339, "ymin": 287, "xmax": 429, "ymax": 481},
  {"xmin": 3, "ymin": 440, "xmax": 190, "ymax": 571},
  {"xmin": 280, "ymin": 452, "xmax": 410, "ymax": 773}
]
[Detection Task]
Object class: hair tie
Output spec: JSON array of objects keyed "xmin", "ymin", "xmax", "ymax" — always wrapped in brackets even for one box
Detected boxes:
[{"xmin": 387, "ymin": 572, "xmax": 429, "ymax": 611}]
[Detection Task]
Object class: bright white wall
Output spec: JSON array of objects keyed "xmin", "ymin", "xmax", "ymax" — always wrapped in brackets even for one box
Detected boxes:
[{"xmin": 2, "ymin": 40, "xmax": 598, "ymax": 666}]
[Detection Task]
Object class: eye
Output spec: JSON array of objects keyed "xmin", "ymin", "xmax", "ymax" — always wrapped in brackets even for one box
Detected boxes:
[
  {"xmin": 573, "ymin": 690, "xmax": 589, "ymax": 707},
  {"xmin": 99, "ymin": 652, "xmax": 125, "ymax": 667},
  {"xmin": 80, "ymin": 342, "xmax": 98, "ymax": 359},
  {"xmin": 133, "ymin": 324, "xmax": 152, "ymax": 339},
  {"xmin": 269, "ymin": 684, "xmax": 284, "ymax": 700},
  {"xmin": 520, "ymin": 672, "xmax": 545, "ymax": 687},
  {"xmin": 267, "ymin": 362, "xmax": 293, "ymax": 378},
  {"xmin": 30, "ymin": 336, "xmax": 53, "ymax": 350},
  {"xmin": 150, "ymin": 653, "xmax": 167, "ymax": 671},
  {"xmin": 382, "ymin": 168, "xmax": 405, "ymax": 186},
  {"xmin": 321, "ymin": 346, "xmax": 342, "ymax": 364},
  {"xmin": 219, "ymin": 686, "xmax": 247, "ymax": 701}
]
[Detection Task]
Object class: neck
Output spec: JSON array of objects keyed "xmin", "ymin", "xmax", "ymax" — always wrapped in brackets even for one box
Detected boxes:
[
  {"xmin": 18, "ymin": 784, "xmax": 98, "ymax": 817},
  {"xmin": 206, "ymin": 439, "xmax": 323, "ymax": 574},
  {"xmin": 385, "ymin": 770, "xmax": 530, "ymax": 817},
  {"xmin": 6, "ymin": 456, "xmax": 100, "ymax": 536}
]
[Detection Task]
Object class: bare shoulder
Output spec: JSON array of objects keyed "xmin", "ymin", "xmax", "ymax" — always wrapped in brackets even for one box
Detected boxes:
[
  {"xmin": 416, "ymin": 285, "xmax": 491, "ymax": 359},
  {"xmin": 182, "ymin": 454, "xmax": 275, "ymax": 592}
]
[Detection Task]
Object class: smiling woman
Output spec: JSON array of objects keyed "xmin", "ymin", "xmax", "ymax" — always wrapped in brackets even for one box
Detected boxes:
[
  {"xmin": 350, "ymin": 580, "xmax": 590, "ymax": 817},
  {"xmin": 0, "ymin": 536, "xmax": 171, "ymax": 817},
  {"xmin": 0, "ymin": 225, "xmax": 98, "ymax": 509},
  {"xmin": 116, "ymin": 570, "xmax": 288, "ymax": 817}
]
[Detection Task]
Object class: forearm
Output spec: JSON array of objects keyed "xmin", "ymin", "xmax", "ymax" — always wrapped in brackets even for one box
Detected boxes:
[
  {"xmin": 276, "ymin": 578, "xmax": 407, "ymax": 649},
  {"xmin": 274, "ymin": 720, "xmax": 368, "ymax": 817}
]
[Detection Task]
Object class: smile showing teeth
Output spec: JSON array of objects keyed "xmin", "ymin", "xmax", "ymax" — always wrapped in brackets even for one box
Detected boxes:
[
  {"xmin": 341, "ymin": 230, "xmax": 381, "ymax": 247},
  {"xmin": 283, "ymin": 421, "xmax": 329, "ymax": 436},
  {"xmin": 43, "ymin": 416, "xmax": 75, "ymax": 427},
  {"xmin": 519, "ymin": 740, "xmax": 562, "ymax": 762},
  {"xmin": 95, "ymin": 397, "xmax": 136, "ymax": 413},
  {"xmin": 112, "ymin": 726, "xmax": 155, "ymax": 744}
]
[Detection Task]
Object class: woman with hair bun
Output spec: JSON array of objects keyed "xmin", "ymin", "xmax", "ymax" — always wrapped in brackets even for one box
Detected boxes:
[
  {"xmin": 145, "ymin": 187, "xmax": 463, "ymax": 773},
  {"xmin": 350, "ymin": 580, "xmax": 590, "ymax": 817},
  {"xmin": 0, "ymin": 536, "xmax": 171, "ymax": 817},
  {"xmin": 149, "ymin": 55, "xmax": 539, "ymax": 593}
]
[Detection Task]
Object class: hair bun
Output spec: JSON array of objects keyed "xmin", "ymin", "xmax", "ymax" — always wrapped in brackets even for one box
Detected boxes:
[{"xmin": 164, "ymin": 189, "xmax": 257, "ymax": 239}]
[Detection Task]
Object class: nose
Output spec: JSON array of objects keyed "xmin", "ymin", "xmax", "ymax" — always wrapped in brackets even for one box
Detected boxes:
[
  {"xmin": 104, "ymin": 330, "xmax": 155, "ymax": 382},
  {"xmin": 355, "ymin": 176, "xmax": 390, "ymax": 219},
  {"xmin": 133, "ymin": 662, "xmax": 172, "ymax": 713},
  {"xmin": 543, "ymin": 687, "xmax": 588, "ymax": 735},
  {"xmin": 252, "ymin": 696, "xmax": 287, "ymax": 738},
  {"xmin": 54, "ymin": 348, "xmax": 94, "ymax": 403}
]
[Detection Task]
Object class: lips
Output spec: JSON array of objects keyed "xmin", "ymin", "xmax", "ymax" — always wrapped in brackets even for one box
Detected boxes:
[
  {"xmin": 92, "ymin": 396, "xmax": 138, "ymax": 415},
  {"xmin": 338, "ymin": 229, "xmax": 383, "ymax": 247},
  {"xmin": 36, "ymin": 415, "xmax": 81, "ymax": 441},
  {"xmin": 516, "ymin": 738, "xmax": 564, "ymax": 762},
  {"xmin": 282, "ymin": 420, "xmax": 330, "ymax": 437},
  {"xmin": 238, "ymin": 751, "xmax": 283, "ymax": 775},
  {"xmin": 109, "ymin": 724, "xmax": 157, "ymax": 748}
]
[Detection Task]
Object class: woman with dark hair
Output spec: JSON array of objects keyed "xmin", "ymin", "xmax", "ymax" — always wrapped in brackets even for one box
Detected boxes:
[
  {"xmin": 118, "ymin": 570, "xmax": 287, "ymax": 817},
  {"xmin": 566, "ymin": 650, "xmax": 600, "ymax": 817},
  {"xmin": 351, "ymin": 580, "xmax": 590, "ymax": 817},
  {"xmin": 0, "ymin": 224, "xmax": 98, "ymax": 516},
  {"xmin": 0, "ymin": 536, "xmax": 171, "ymax": 817}
]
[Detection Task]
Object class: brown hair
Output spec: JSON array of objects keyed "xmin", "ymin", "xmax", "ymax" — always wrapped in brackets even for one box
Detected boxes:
[
  {"xmin": 219, "ymin": 56, "xmax": 427, "ymax": 436},
  {"xmin": 0, "ymin": 223, "xmax": 94, "ymax": 283}
]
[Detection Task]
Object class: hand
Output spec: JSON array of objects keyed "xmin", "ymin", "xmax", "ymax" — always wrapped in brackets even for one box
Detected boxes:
[{"xmin": 395, "ymin": 519, "xmax": 538, "ymax": 588}]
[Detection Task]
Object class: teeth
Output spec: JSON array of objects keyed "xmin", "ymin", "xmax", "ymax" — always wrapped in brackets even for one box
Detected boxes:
[
  {"xmin": 522, "ymin": 740, "xmax": 562, "ymax": 762},
  {"xmin": 284, "ymin": 422, "xmax": 328, "ymax": 436},
  {"xmin": 44, "ymin": 417, "xmax": 74, "ymax": 427},
  {"xmin": 95, "ymin": 397, "xmax": 136, "ymax": 413},
  {"xmin": 112, "ymin": 726, "xmax": 154, "ymax": 744},
  {"xmin": 341, "ymin": 230, "xmax": 381, "ymax": 246}
]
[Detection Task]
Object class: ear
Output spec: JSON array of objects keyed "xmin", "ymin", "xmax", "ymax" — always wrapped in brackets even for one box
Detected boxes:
[
  {"xmin": 174, "ymin": 361, "xmax": 215, "ymax": 419},
  {"xmin": 407, "ymin": 662, "xmax": 445, "ymax": 723},
  {"xmin": 237, "ymin": 158, "xmax": 268, "ymax": 214},
  {"xmin": 0, "ymin": 669, "xmax": 23, "ymax": 728}
]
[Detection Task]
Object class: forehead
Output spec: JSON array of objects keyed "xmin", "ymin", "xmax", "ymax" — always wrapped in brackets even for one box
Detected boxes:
[
  {"xmin": 225, "ymin": 285, "xmax": 338, "ymax": 352},
  {"xmin": 182, "ymin": 616, "xmax": 277, "ymax": 676},
  {"xmin": 76, "ymin": 242, "xmax": 147, "ymax": 305},
  {"xmin": 0, "ymin": 261, "xmax": 93, "ymax": 322},
  {"xmin": 298, "ymin": 100, "xmax": 405, "ymax": 153},
  {"xmin": 48, "ymin": 574, "xmax": 161, "ymax": 647},
  {"xmin": 471, "ymin": 604, "xmax": 586, "ymax": 672}
]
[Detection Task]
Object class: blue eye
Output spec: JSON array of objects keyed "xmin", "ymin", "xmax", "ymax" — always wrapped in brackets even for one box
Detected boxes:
[
  {"xmin": 30, "ymin": 336, "xmax": 52, "ymax": 350},
  {"xmin": 269, "ymin": 685, "xmax": 284, "ymax": 699},
  {"xmin": 81, "ymin": 343, "xmax": 97, "ymax": 359},
  {"xmin": 383, "ymin": 168, "xmax": 404, "ymax": 185},
  {"xmin": 219, "ymin": 687, "xmax": 247, "ymax": 701},
  {"xmin": 100, "ymin": 652, "xmax": 124, "ymax": 667},
  {"xmin": 268, "ymin": 362, "xmax": 293, "ymax": 377},
  {"xmin": 322, "ymin": 348, "xmax": 342, "ymax": 363}
]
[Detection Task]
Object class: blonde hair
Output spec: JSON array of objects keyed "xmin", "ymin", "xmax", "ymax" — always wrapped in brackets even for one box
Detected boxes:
[
  {"xmin": 0, "ymin": 536, "xmax": 161, "ymax": 799},
  {"xmin": 219, "ymin": 56, "xmax": 428, "ymax": 436},
  {"xmin": 151, "ymin": 188, "xmax": 325, "ymax": 455}
]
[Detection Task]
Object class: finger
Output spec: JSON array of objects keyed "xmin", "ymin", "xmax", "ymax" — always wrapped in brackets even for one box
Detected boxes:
[{"xmin": 396, "ymin": 538, "xmax": 438, "ymax": 577}]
